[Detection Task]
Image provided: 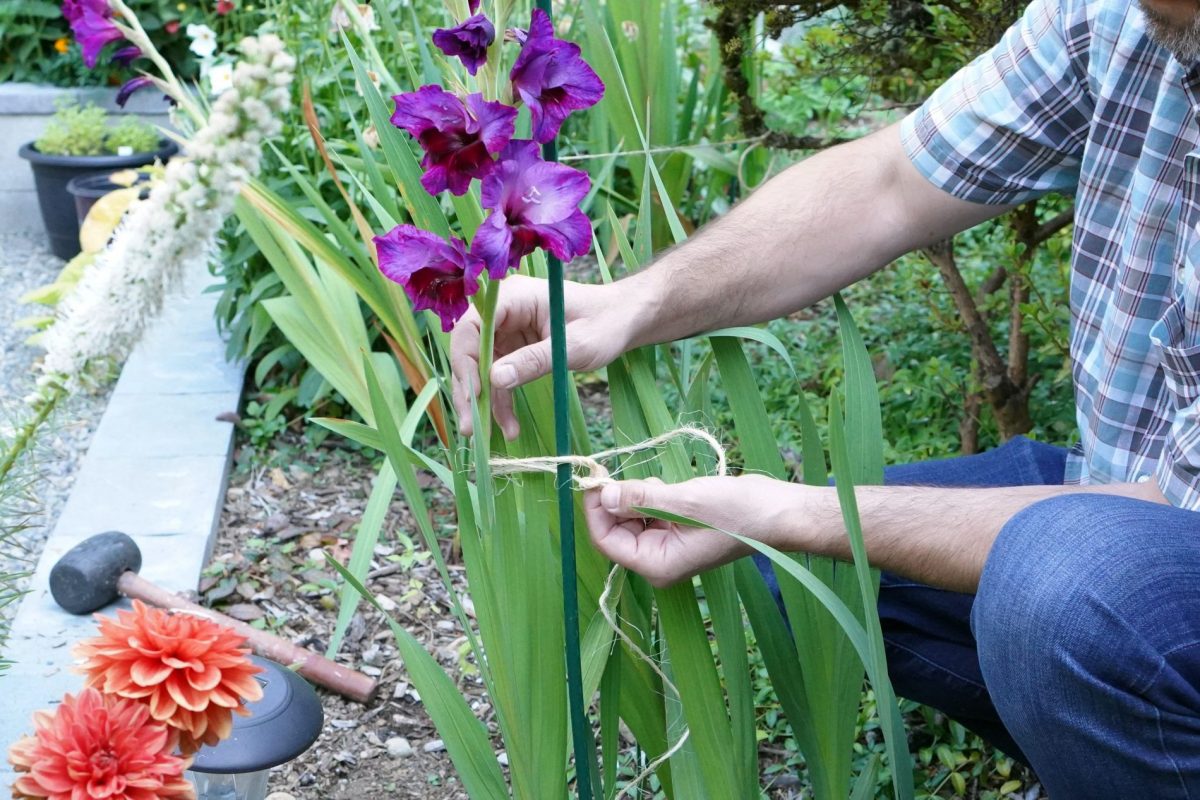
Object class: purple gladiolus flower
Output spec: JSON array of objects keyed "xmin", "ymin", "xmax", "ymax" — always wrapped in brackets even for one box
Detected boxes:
[
  {"xmin": 432, "ymin": 14, "xmax": 494, "ymax": 76},
  {"xmin": 62, "ymin": 0, "xmax": 125, "ymax": 69},
  {"xmin": 509, "ymin": 9, "xmax": 603, "ymax": 144},
  {"xmin": 375, "ymin": 225, "xmax": 485, "ymax": 332},
  {"xmin": 390, "ymin": 85, "xmax": 517, "ymax": 196},
  {"xmin": 472, "ymin": 140, "xmax": 591, "ymax": 277},
  {"xmin": 116, "ymin": 75, "xmax": 153, "ymax": 107},
  {"xmin": 111, "ymin": 45, "xmax": 142, "ymax": 66}
]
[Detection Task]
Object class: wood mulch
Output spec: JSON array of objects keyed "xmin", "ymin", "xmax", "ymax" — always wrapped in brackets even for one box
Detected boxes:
[{"xmin": 211, "ymin": 435, "xmax": 475, "ymax": 799}]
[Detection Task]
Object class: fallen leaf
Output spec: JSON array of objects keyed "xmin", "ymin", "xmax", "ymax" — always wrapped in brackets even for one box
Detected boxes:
[
  {"xmin": 224, "ymin": 603, "xmax": 265, "ymax": 622},
  {"xmin": 271, "ymin": 467, "xmax": 291, "ymax": 489}
]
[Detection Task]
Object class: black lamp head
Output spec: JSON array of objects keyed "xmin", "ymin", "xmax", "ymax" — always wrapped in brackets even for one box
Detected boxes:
[{"xmin": 189, "ymin": 655, "xmax": 324, "ymax": 774}]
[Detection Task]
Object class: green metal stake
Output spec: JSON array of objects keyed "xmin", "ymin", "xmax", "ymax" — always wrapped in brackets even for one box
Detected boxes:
[{"xmin": 535, "ymin": 2, "xmax": 597, "ymax": 797}]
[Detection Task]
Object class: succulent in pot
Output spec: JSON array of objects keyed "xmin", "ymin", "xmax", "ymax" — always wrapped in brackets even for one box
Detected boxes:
[{"xmin": 18, "ymin": 100, "xmax": 177, "ymax": 259}]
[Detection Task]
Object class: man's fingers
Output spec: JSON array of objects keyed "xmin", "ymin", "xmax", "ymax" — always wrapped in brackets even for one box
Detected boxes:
[
  {"xmin": 492, "ymin": 339, "xmax": 553, "ymax": 390},
  {"xmin": 449, "ymin": 310, "xmax": 483, "ymax": 433},
  {"xmin": 491, "ymin": 385, "xmax": 519, "ymax": 440},
  {"xmin": 584, "ymin": 488, "xmax": 649, "ymax": 565}
]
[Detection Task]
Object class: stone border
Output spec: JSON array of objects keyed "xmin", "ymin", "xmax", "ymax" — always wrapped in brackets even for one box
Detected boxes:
[{"xmin": 0, "ymin": 262, "xmax": 243, "ymax": 788}]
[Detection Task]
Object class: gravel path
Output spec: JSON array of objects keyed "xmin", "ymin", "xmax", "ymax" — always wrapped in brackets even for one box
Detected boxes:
[{"xmin": 0, "ymin": 232, "xmax": 111, "ymax": 630}]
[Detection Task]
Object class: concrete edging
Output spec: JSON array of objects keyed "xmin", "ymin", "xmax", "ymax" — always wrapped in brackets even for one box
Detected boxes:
[{"xmin": 0, "ymin": 261, "xmax": 243, "ymax": 787}]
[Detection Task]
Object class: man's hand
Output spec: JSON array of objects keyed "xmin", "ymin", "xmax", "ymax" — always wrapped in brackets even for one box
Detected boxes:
[
  {"xmin": 582, "ymin": 475, "xmax": 788, "ymax": 587},
  {"xmin": 449, "ymin": 274, "xmax": 649, "ymax": 439}
]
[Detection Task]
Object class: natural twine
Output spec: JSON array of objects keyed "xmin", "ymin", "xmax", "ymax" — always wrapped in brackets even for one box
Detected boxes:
[{"xmin": 489, "ymin": 425, "xmax": 729, "ymax": 798}]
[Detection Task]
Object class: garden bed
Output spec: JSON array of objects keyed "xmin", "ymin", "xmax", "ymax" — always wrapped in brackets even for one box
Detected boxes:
[{"xmin": 212, "ymin": 431, "xmax": 1047, "ymax": 800}]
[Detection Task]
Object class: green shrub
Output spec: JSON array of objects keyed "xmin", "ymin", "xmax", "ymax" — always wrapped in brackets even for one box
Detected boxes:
[
  {"xmin": 35, "ymin": 102, "xmax": 109, "ymax": 156},
  {"xmin": 106, "ymin": 116, "xmax": 161, "ymax": 154},
  {"xmin": 34, "ymin": 102, "xmax": 160, "ymax": 156}
]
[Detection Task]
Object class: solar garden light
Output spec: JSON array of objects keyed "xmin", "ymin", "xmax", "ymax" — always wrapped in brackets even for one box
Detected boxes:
[{"xmin": 186, "ymin": 655, "xmax": 324, "ymax": 800}]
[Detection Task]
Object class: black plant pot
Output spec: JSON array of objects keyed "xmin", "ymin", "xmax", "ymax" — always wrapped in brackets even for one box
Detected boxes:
[
  {"xmin": 18, "ymin": 139, "xmax": 178, "ymax": 260},
  {"xmin": 66, "ymin": 171, "xmax": 153, "ymax": 232}
]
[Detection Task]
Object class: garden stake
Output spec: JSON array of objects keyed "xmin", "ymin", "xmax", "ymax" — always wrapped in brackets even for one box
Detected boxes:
[{"xmin": 536, "ymin": 1, "xmax": 598, "ymax": 795}]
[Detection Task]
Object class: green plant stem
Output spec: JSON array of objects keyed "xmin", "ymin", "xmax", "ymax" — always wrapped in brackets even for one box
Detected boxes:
[
  {"xmin": 0, "ymin": 388, "xmax": 62, "ymax": 487},
  {"xmin": 476, "ymin": 279, "xmax": 501, "ymax": 446}
]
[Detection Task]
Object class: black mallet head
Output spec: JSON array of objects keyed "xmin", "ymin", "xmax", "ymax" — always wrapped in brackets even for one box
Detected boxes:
[{"xmin": 49, "ymin": 531, "xmax": 142, "ymax": 615}]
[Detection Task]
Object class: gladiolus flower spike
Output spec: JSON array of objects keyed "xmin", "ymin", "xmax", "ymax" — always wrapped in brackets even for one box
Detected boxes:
[
  {"xmin": 472, "ymin": 139, "xmax": 592, "ymax": 278},
  {"xmin": 509, "ymin": 8, "xmax": 603, "ymax": 143},
  {"xmin": 432, "ymin": 13, "xmax": 495, "ymax": 76},
  {"xmin": 390, "ymin": 85, "xmax": 517, "ymax": 196},
  {"xmin": 62, "ymin": 0, "xmax": 126, "ymax": 69},
  {"xmin": 375, "ymin": 225, "xmax": 486, "ymax": 332}
]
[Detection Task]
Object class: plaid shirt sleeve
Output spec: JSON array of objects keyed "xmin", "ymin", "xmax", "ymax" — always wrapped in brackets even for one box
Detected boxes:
[{"xmin": 900, "ymin": 0, "xmax": 1093, "ymax": 206}]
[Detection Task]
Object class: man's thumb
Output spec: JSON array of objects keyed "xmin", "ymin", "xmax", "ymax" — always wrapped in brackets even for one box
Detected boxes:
[
  {"xmin": 492, "ymin": 340, "xmax": 552, "ymax": 390},
  {"xmin": 600, "ymin": 480, "xmax": 665, "ymax": 518}
]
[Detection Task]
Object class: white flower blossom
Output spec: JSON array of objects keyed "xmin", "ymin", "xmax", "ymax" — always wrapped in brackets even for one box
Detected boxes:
[
  {"xmin": 188, "ymin": 23, "xmax": 218, "ymax": 58},
  {"xmin": 207, "ymin": 62, "xmax": 235, "ymax": 96},
  {"xmin": 39, "ymin": 35, "xmax": 295, "ymax": 390}
]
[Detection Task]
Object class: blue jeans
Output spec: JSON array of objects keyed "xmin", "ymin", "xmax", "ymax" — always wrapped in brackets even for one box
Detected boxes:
[{"xmin": 754, "ymin": 436, "xmax": 1200, "ymax": 798}]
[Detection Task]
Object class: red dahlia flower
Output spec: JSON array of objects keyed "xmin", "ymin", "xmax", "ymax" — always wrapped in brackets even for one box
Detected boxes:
[
  {"xmin": 74, "ymin": 600, "xmax": 264, "ymax": 754},
  {"xmin": 8, "ymin": 688, "xmax": 194, "ymax": 800}
]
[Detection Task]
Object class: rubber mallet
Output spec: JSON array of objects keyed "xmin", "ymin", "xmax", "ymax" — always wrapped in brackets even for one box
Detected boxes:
[{"xmin": 49, "ymin": 531, "xmax": 378, "ymax": 704}]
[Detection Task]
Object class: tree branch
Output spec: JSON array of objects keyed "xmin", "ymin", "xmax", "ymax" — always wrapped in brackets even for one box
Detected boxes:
[{"xmin": 1032, "ymin": 207, "xmax": 1074, "ymax": 246}]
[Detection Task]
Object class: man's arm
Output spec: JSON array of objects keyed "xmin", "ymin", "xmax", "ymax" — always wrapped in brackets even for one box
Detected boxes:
[
  {"xmin": 584, "ymin": 477, "xmax": 1170, "ymax": 594},
  {"xmin": 618, "ymin": 121, "xmax": 1008, "ymax": 347},
  {"xmin": 451, "ymin": 122, "xmax": 1006, "ymax": 434}
]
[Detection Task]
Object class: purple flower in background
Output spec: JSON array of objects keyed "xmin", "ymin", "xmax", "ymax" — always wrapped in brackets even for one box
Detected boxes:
[
  {"xmin": 432, "ymin": 14, "xmax": 495, "ymax": 76},
  {"xmin": 472, "ymin": 140, "xmax": 591, "ymax": 277},
  {"xmin": 390, "ymin": 85, "xmax": 517, "ymax": 196},
  {"xmin": 509, "ymin": 9, "xmax": 603, "ymax": 144},
  {"xmin": 469, "ymin": 0, "xmax": 480, "ymax": 12},
  {"xmin": 62, "ymin": 0, "xmax": 125, "ymax": 68},
  {"xmin": 116, "ymin": 75, "xmax": 153, "ymax": 107},
  {"xmin": 111, "ymin": 45, "xmax": 142, "ymax": 66},
  {"xmin": 374, "ymin": 225, "xmax": 485, "ymax": 332}
]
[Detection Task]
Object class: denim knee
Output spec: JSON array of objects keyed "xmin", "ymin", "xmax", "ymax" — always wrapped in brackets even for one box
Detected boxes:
[
  {"xmin": 973, "ymin": 493, "xmax": 1200, "ymax": 795},
  {"xmin": 974, "ymin": 493, "xmax": 1180, "ymax": 707}
]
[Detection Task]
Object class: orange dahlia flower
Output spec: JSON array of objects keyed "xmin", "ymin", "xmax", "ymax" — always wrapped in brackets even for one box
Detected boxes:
[
  {"xmin": 74, "ymin": 601, "xmax": 264, "ymax": 753},
  {"xmin": 8, "ymin": 687, "xmax": 194, "ymax": 800}
]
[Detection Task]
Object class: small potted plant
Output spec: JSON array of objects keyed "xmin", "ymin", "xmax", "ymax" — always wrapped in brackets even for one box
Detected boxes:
[{"xmin": 18, "ymin": 100, "xmax": 177, "ymax": 259}]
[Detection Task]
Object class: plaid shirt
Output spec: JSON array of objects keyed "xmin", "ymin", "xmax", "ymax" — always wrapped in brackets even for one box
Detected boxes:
[{"xmin": 901, "ymin": 0, "xmax": 1200, "ymax": 509}]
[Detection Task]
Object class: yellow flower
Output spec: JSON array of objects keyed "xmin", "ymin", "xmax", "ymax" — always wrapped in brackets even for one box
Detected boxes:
[
  {"xmin": 176, "ymin": 1, "xmax": 187, "ymax": 10},
  {"xmin": 53, "ymin": 37, "xmax": 70, "ymax": 54}
]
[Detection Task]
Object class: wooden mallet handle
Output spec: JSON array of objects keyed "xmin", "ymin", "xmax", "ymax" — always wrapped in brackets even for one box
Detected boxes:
[{"xmin": 117, "ymin": 571, "xmax": 378, "ymax": 704}]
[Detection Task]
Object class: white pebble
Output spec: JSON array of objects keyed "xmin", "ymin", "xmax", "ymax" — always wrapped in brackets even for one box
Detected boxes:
[
  {"xmin": 386, "ymin": 737, "xmax": 414, "ymax": 758},
  {"xmin": 423, "ymin": 739, "xmax": 446, "ymax": 753}
]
